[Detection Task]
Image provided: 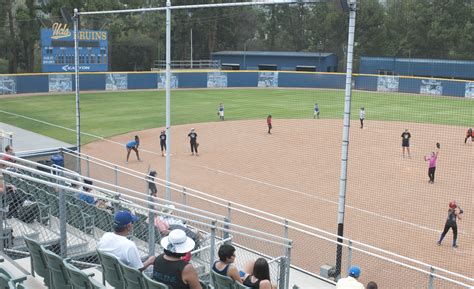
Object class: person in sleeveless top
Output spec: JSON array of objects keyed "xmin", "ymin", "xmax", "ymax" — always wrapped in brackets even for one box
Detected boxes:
[
  {"xmin": 212, "ymin": 244, "xmax": 243, "ymax": 284},
  {"xmin": 152, "ymin": 229, "xmax": 202, "ymax": 289},
  {"xmin": 438, "ymin": 201, "xmax": 463, "ymax": 248},
  {"xmin": 242, "ymin": 258, "xmax": 275, "ymax": 289}
]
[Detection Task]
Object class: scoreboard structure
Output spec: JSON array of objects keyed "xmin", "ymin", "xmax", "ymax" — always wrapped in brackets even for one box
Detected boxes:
[{"xmin": 41, "ymin": 23, "xmax": 108, "ymax": 72}]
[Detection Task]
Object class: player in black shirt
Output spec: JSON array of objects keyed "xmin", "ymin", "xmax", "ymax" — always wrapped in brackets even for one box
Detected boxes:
[
  {"xmin": 465, "ymin": 128, "xmax": 473, "ymax": 144},
  {"xmin": 187, "ymin": 128, "xmax": 198, "ymax": 156},
  {"xmin": 401, "ymin": 129, "xmax": 411, "ymax": 158},
  {"xmin": 438, "ymin": 201, "xmax": 463, "ymax": 248},
  {"xmin": 160, "ymin": 130, "xmax": 167, "ymax": 157}
]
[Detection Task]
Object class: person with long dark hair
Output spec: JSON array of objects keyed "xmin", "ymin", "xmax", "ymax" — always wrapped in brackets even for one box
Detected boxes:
[{"xmin": 242, "ymin": 258, "xmax": 275, "ymax": 289}]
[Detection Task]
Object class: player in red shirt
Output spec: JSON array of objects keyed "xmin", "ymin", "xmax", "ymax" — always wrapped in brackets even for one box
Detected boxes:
[{"xmin": 267, "ymin": 115, "xmax": 272, "ymax": 134}]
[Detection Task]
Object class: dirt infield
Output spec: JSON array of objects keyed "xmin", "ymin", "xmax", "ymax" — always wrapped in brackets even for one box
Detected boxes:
[{"xmin": 82, "ymin": 119, "xmax": 473, "ymax": 283}]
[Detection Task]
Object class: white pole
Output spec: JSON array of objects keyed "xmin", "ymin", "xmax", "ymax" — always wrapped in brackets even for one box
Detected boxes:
[
  {"xmin": 190, "ymin": 28, "xmax": 193, "ymax": 69},
  {"xmin": 336, "ymin": 0, "xmax": 357, "ymax": 278},
  {"xmin": 165, "ymin": 0, "xmax": 171, "ymax": 201},
  {"xmin": 73, "ymin": 8, "xmax": 81, "ymax": 173}
]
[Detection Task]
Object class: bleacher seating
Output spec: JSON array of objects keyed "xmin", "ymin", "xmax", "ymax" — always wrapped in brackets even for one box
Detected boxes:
[
  {"xmin": 141, "ymin": 272, "xmax": 169, "ymax": 289},
  {"xmin": 63, "ymin": 260, "xmax": 105, "ymax": 289},
  {"xmin": 23, "ymin": 236, "xmax": 50, "ymax": 287},
  {"xmin": 96, "ymin": 250, "xmax": 125, "ymax": 289},
  {"xmin": 43, "ymin": 248, "xmax": 71, "ymax": 289},
  {"xmin": 0, "ymin": 257, "xmax": 27, "ymax": 289},
  {"xmin": 117, "ymin": 258, "xmax": 146, "ymax": 289}
]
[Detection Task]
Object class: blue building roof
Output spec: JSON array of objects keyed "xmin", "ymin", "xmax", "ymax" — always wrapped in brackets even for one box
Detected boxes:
[{"xmin": 212, "ymin": 51, "xmax": 334, "ymax": 58}]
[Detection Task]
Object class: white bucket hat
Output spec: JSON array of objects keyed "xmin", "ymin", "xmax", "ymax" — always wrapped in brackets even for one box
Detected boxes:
[
  {"xmin": 162, "ymin": 204, "xmax": 175, "ymax": 214},
  {"xmin": 161, "ymin": 229, "xmax": 195, "ymax": 253}
]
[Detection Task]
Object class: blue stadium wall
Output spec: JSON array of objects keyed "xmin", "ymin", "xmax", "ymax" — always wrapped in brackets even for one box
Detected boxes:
[{"xmin": 0, "ymin": 71, "xmax": 472, "ymax": 98}]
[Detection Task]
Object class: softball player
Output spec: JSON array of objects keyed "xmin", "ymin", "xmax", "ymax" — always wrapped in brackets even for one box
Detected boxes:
[
  {"xmin": 159, "ymin": 130, "xmax": 166, "ymax": 157},
  {"xmin": 313, "ymin": 103, "xmax": 320, "ymax": 119},
  {"xmin": 218, "ymin": 103, "xmax": 225, "ymax": 121},
  {"xmin": 188, "ymin": 128, "xmax": 198, "ymax": 156},
  {"xmin": 359, "ymin": 107, "xmax": 365, "ymax": 129},
  {"xmin": 438, "ymin": 201, "xmax": 463, "ymax": 248},
  {"xmin": 401, "ymin": 129, "xmax": 411, "ymax": 158},
  {"xmin": 125, "ymin": 135, "xmax": 140, "ymax": 163},
  {"xmin": 465, "ymin": 127, "xmax": 473, "ymax": 143}
]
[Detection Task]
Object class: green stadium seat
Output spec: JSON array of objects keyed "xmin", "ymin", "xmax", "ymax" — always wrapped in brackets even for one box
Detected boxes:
[
  {"xmin": 234, "ymin": 281, "xmax": 251, "ymax": 289},
  {"xmin": 141, "ymin": 272, "xmax": 169, "ymax": 289},
  {"xmin": 117, "ymin": 258, "xmax": 146, "ymax": 289},
  {"xmin": 43, "ymin": 248, "xmax": 72, "ymax": 289},
  {"xmin": 96, "ymin": 250, "xmax": 125, "ymax": 289},
  {"xmin": 211, "ymin": 269, "xmax": 234, "ymax": 289},
  {"xmin": 63, "ymin": 260, "xmax": 105, "ymax": 289},
  {"xmin": 23, "ymin": 236, "xmax": 50, "ymax": 287}
]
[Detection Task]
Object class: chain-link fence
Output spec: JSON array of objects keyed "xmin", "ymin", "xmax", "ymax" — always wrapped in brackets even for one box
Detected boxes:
[{"xmin": 1, "ymin": 154, "xmax": 291, "ymax": 288}]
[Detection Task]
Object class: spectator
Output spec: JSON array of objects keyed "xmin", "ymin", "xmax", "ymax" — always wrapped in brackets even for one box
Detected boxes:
[
  {"xmin": 1, "ymin": 145, "xmax": 15, "ymax": 163},
  {"xmin": 367, "ymin": 281, "xmax": 378, "ymax": 289},
  {"xmin": 79, "ymin": 179, "xmax": 96, "ymax": 205},
  {"xmin": 153, "ymin": 229, "xmax": 202, "ymax": 289},
  {"xmin": 242, "ymin": 258, "xmax": 275, "ymax": 289},
  {"xmin": 97, "ymin": 211, "xmax": 155, "ymax": 271},
  {"xmin": 212, "ymin": 244, "xmax": 243, "ymax": 284},
  {"xmin": 154, "ymin": 205, "xmax": 201, "ymax": 250},
  {"xmin": 1, "ymin": 184, "xmax": 24, "ymax": 219},
  {"xmin": 336, "ymin": 266, "xmax": 364, "ymax": 289}
]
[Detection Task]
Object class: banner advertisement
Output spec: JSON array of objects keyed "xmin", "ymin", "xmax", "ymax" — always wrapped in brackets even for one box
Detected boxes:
[
  {"xmin": 258, "ymin": 72, "xmax": 278, "ymax": 88},
  {"xmin": 157, "ymin": 73, "xmax": 178, "ymax": 89},
  {"xmin": 377, "ymin": 75, "xmax": 399, "ymax": 92},
  {"xmin": 49, "ymin": 74, "xmax": 72, "ymax": 92},
  {"xmin": 106, "ymin": 73, "xmax": 127, "ymax": 91},
  {"xmin": 0, "ymin": 76, "xmax": 16, "ymax": 95},
  {"xmin": 465, "ymin": 82, "xmax": 474, "ymax": 98},
  {"xmin": 420, "ymin": 79, "xmax": 443, "ymax": 96},
  {"xmin": 207, "ymin": 72, "xmax": 228, "ymax": 88}
]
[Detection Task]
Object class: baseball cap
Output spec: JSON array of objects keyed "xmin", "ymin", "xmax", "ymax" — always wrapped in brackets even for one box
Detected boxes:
[
  {"xmin": 114, "ymin": 211, "xmax": 139, "ymax": 228},
  {"xmin": 349, "ymin": 266, "xmax": 361, "ymax": 278},
  {"xmin": 160, "ymin": 229, "xmax": 195, "ymax": 253}
]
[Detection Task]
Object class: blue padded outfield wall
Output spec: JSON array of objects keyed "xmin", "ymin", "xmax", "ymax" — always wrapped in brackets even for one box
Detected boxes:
[{"xmin": 0, "ymin": 71, "xmax": 473, "ymax": 98}]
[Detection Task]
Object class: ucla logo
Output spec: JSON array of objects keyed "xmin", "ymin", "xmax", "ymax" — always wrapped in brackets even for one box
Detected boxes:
[{"xmin": 51, "ymin": 23, "xmax": 71, "ymax": 39}]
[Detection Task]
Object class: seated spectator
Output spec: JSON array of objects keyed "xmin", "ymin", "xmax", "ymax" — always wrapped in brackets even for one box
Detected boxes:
[
  {"xmin": 1, "ymin": 184, "xmax": 24, "ymax": 219},
  {"xmin": 242, "ymin": 258, "xmax": 275, "ymax": 289},
  {"xmin": 336, "ymin": 266, "xmax": 364, "ymax": 289},
  {"xmin": 153, "ymin": 229, "xmax": 202, "ymax": 289},
  {"xmin": 212, "ymin": 244, "xmax": 243, "ymax": 284},
  {"xmin": 148, "ymin": 170, "xmax": 158, "ymax": 197},
  {"xmin": 154, "ymin": 205, "xmax": 201, "ymax": 250},
  {"xmin": 79, "ymin": 179, "xmax": 96, "ymax": 205},
  {"xmin": 367, "ymin": 281, "xmax": 378, "ymax": 289},
  {"xmin": 1, "ymin": 145, "xmax": 15, "ymax": 163},
  {"xmin": 97, "ymin": 210, "xmax": 155, "ymax": 271}
]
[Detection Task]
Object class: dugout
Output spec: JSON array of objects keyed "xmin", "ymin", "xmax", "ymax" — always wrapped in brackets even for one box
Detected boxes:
[
  {"xmin": 360, "ymin": 56, "xmax": 474, "ymax": 80},
  {"xmin": 212, "ymin": 51, "xmax": 338, "ymax": 72}
]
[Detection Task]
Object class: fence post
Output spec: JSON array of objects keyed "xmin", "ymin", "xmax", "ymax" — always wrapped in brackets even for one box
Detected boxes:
[
  {"xmin": 279, "ymin": 220, "xmax": 289, "ymax": 289},
  {"xmin": 114, "ymin": 165, "xmax": 119, "ymax": 192},
  {"xmin": 0, "ymin": 177, "xmax": 5, "ymax": 252},
  {"xmin": 428, "ymin": 266, "xmax": 435, "ymax": 289},
  {"xmin": 86, "ymin": 155, "xmax": 90, "ymax": 177},
  {"xmin": 58, "ymin": 186, "xmax": 68, "ymax": 257},
  {"xmin": 347, "ymin": 240, "xmax": 353, "ymax": 273},
  {"xmin": 182, "ymin": 187, "xmax": 187, "ymax": 207},
  {"xmin": 210, "ymin": 220, "xmax": 217, "ymax": 275},
  {"xmin": 147, "ymin": 194, "xmax": 155, "ymax": 256},
  {"xmin": 224, "ymin": 202, "xmax": 231, "ymax": 242},
  {"xmin": 286, "ymin": 240, "xmax": 292, "ymax": 289}
]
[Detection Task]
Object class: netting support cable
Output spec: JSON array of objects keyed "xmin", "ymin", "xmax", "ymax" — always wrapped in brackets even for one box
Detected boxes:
[{"xmin": 336, "ymin": 0, "xmax": 357, "ymax": 279}]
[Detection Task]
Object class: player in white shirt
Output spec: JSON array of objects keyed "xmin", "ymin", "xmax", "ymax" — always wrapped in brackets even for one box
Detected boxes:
[{"xmin": 359, "ymin": 107, "xmax": 365, "ymax": 129}]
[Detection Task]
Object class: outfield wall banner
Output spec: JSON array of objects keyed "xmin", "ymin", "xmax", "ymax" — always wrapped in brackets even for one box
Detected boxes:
[
  {"xmin": 258, "ymin": 72, "xmax": 278, "ymax": 88},
  {"xmin": 465, "ymin": 82, "xmax": 474, "ymax": 98},
  {"xmin": 106, "ymin": 73, "xmax": 127, "ymax": 91},
  {"xmin": 157, "ymin": 73, "xmax": 178, "ymax": 89},
  {"xmin": 49, "ymin": 74, "xmax": 72, "ymax": 92},
  {"xmin": 207, "ymin": 72, "xmax": 228, "ymax": 88},
  {"xmin": 420, "ymin": 79, "xmax": 442, "ymax": 96},
  {"xmin": 377, "ymin": 75, "xmax": 399, "ymax": 92},
  {"xmin": 0, "ymin": 76, "xmax": 16, "ymax": 95}
]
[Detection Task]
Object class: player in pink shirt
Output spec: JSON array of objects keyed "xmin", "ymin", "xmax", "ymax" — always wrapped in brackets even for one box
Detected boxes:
[{"xmin": 424, "ymin": 149, "xmax": 439, "ymax": 184}]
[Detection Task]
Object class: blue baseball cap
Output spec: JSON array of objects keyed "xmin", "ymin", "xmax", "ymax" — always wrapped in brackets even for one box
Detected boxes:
[
  {"xmin": 349, "ymin": 266, "xmax": 361, "ymax": 278},
  {"xmin": 114, "ymin": 211, "xmax": 139, "ymax": 228}
]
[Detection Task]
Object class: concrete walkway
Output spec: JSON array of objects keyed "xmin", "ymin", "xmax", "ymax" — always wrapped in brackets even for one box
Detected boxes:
[{"xmin": 0, "ymin": 122, "xmax": 72, "ymax": 154}]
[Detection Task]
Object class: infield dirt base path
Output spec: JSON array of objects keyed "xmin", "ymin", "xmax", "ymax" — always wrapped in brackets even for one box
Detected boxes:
[{"xmin": 82, "ymin": 119, "xmax": 473, "ymax": 285}]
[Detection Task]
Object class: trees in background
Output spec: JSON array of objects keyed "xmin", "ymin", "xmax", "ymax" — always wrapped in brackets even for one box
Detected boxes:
[{"xmin": 0, "ymin": 0, "xmax": 473, "ymax": 73}]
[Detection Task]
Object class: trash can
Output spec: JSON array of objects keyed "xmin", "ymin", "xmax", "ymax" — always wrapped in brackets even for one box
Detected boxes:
[{"xmin": 51, "ymin": 154, "xmax": 64, "ymax": 168}]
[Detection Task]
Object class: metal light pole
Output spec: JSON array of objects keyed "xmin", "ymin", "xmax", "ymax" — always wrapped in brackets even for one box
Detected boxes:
[
  {"xmin": 73, "ymin": 8, "xmax": 81, "ymax": 173},
  {"xmin": 165, "ymin": 0, "xmax": 171, "ymax": 200},
  {"xmin": 189, "ymin": 11, "xmax": 193, "ymax": 69},
  {"xmin": 335, "ymin": 0, "xmax": 357, "ymax": 279}
]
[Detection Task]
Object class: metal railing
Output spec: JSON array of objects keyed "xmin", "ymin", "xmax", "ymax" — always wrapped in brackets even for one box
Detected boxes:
[
  {"xmin": 153, "ymin": 60, "xmax": 221, "ymax": 70},
  {"xmin": 55, "ymin": 149, "xmax": 474, "ymax": 289},
  {"xmin": 0, "ymin": 155, "xmax": 291, "ymax": 288}
]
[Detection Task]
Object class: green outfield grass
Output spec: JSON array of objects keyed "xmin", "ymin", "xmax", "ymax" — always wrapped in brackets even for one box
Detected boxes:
[{"xmin": 0, "ymin": 88, "xmax": 472, "ymax": 144}]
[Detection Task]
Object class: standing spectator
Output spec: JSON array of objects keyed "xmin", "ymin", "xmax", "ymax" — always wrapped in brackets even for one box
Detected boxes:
[
  {"xmin": 424, "ymin": 147, "xmax": 439, "ymax": 184},
  {"xmin": 218, "ymin": 103, "xmax": 225, "ymax": 121},
  {"xmin": 336, "ymin": 266, "xmax": 364, "ymax": 289},
  {"xmin": 313, "ymin": 103, "xmax": 320, "ymax": 119},
  {"xmin": 188, "ymin": 128, "xmax": 198, "ymax": 156},
  {"xmin": 126, "ymin": 135, "xmax": 141, "ymax": 163},
  {"xmin": 2, "ymin": 145, "xmax": 15, "ymax": 163},
  {"xmin": 212, "ymin": 244, "xmax": 243, "ymax": 284},
  {"xmin": 97, "ymin": 211, "xmax": 155, "ymax": 271},
  {"xmin": 153, "ymin": 229, "xmax": 202, "ymax": 289},
  {"xmin": 148, "ymin": 170, "xmax": 158, "ymax": 197},
  {"xmin": 367, "ymin": 281, "xmax": 378, "ymax": 289},
  {"xmin": 465, "ymin": 127, "xmax": 473, "ymax": 143},
  {"xmin": 160, "ymin": 131, "xmax": 167, "ymax": 157},
  {"xmin": 401, "ymin": 129, "xmax": 411, "ymax": 158},
  {"xmin": 242, "ymin": 258, "xmax": 275, "ymax": 289},
  {"xmin": 267, "ymin": 115, "xmax": 272, "ymax": 134},
  {"xmin": 359, "ymin": 107, "xmax": 365, "ymax": 129},
  {"xmin": 438, "ymin": 201, "xmax": 463, "ymax": 248}
]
